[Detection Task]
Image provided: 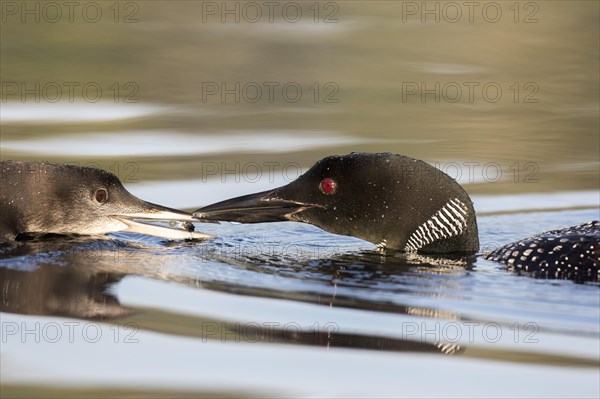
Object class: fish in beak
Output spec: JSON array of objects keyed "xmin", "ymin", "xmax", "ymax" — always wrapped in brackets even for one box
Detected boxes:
[{"xmin": 112, "ymin": 201, "xmax": 212, "ymax": 240}]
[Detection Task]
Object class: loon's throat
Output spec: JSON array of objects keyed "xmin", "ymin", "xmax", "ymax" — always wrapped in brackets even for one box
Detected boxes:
[{"xmin": 404, "ymin": 198, "xmax": 469, "ymax": 253}]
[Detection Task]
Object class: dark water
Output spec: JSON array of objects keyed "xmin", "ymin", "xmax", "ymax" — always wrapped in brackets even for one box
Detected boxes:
[{"xmin": 1, "ymin": 1, "xmax": 599, "ymax": 397}]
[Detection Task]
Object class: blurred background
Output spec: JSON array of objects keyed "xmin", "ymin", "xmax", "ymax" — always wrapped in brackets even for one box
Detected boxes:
[
  {"xmin": 1, "ymin": 1, "xmax": 599, "ymax": 398},
  {"xmin": 2, "ymin": 1, "xmax": 598, "ymax": 196}
]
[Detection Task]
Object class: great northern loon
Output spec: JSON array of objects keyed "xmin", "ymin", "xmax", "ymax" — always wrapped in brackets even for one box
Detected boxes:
[
  {"xmin": 194, "ymin": 153, "xmax": 599, "ymax": 281},
  {"xmin": 0, "ymin": 161, "xmax": 210, "ymax": 241}
]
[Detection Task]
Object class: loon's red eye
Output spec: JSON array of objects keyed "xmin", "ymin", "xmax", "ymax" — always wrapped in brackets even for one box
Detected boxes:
[{"xmin": 319, "ymin": 178, "xmax": 336, "ymax": 195}]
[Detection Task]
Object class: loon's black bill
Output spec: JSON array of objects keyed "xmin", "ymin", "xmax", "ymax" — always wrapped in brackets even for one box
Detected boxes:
[
  {"xmin": 114, "ymin": 202, "xmax": 212, "ymax": 240},
  {"xmin": 193, "ymin": 190, "xmax": 315, "ymax": 223}
]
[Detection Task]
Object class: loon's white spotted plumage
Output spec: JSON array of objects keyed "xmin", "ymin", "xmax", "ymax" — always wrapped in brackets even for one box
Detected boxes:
[
  {"xmin": 405, "ymin": 198, "xmax": 469, "ymax": 252},
  {"xmin": 484, "ymin": 221, "xmax": 600, "ymax": 281}
]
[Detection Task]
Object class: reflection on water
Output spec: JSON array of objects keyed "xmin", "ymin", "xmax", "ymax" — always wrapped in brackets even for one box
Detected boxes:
[
  {"xmin": 1, "ymin": 0, "xmax": 599, "ymax": 396},
  {"xmin": 1, "ymin": 236, "xmax": 467, "ymax": 355},
  {"xmin": 0, "ymin": 261, "xmax": 463, "ymax": 356},
  {"xmin": 2, "ymin": 209, "xmax": 599, "ymax": 347},
  {"xmin": 1, "ymin": 208, "xmax": 599, "ymax": 395},
  {"xmin": 1, "ymin": 129, "xmax": 368, "ymax": 157},
  {"xmin": 0, "ymin": 102, "xmax": 163, "ymax": 123},
  {"xmin": 0, "ymin": 238, "xmax": 131, "ymax": 319}
]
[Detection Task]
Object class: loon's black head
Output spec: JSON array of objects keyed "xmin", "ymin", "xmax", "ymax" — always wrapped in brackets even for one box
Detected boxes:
[
  {"xmin": 194, "ymin": 153, "xmax": 479, "ymax": 253},
  {"xmin": 1, "ymin": 161, "xmax": 209, "ymax": 241}
]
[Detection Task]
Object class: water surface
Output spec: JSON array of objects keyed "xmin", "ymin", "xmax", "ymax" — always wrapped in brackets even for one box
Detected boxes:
[{"xmin": 1, "ymin": 1, "xmax": 599, "ymax": 397}]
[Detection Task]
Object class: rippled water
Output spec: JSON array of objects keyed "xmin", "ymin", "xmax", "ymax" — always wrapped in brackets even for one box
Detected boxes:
[
  {"xmin": 1, "ymin": 1, "xmax": 599, "ymax": 397},
  {"xmin": 2, "ymin": 182, "xmax": 598, "ymax": 397}
]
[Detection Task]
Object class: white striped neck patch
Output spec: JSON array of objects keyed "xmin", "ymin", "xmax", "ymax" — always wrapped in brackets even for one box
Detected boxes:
[{"xmin": 404, "ymin": 198, "xmax": 469, "ymax": 253}]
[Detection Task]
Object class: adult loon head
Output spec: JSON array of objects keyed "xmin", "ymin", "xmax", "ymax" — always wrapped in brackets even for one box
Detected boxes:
[
  {"xmin": 1, "ymin": 161, "xmax": 210, "ymax": 241},
  {"xmin": 194, "ymin": 152, "xmax": 479, "ymax": 253}
]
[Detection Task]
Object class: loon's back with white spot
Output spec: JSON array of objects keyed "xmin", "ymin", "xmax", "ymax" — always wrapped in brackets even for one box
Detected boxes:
[{"xmin": 485, "ymin": 221, "xmax": 599, "ymax": 281}]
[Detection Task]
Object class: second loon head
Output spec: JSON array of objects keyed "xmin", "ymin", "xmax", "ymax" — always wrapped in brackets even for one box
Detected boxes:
[
  {"xmin": 1, "ymin": 161, "xmax": 209, "ymax": 241},
  {"xmin": 194, "ymin": 153, "xmax": 479, "ymax": 253}
]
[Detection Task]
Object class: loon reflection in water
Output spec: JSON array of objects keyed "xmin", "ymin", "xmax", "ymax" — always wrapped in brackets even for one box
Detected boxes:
[
  {"xmin": 2, "ymin": 239, "xmax": 597, "ymax": 367},
  {"xmin": 0, "ymin": 239, "xmax": 465, "ymax": 355},
  {"xmin": 195, "ymin": 153, "xmax": 599, "ymax": 282}
]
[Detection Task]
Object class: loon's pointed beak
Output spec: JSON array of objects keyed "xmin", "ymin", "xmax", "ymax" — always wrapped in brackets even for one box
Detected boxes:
[
  {"xmin": 113, "ymin": 202, "xmax": 212, "ymax": 240},
  {"xmin": 193, "ymin": 190, "xmax": 316, "ymax": 223}
]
